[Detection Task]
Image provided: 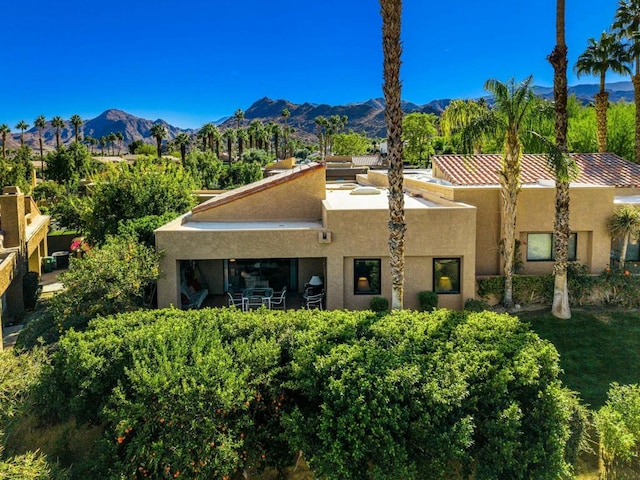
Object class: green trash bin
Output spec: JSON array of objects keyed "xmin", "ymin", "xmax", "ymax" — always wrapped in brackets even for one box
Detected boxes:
[{"xmin": 42, "ymin": 256, "xmax": 55, "ymax": 273}]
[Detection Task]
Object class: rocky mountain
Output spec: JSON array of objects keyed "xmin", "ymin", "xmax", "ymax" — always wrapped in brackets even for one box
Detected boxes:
[{"xmin": 7, "ymin": 81, "xmax": 634, "ymax": 150}]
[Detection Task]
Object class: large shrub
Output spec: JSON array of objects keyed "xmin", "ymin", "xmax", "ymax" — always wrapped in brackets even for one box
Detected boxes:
[{"xmin": 34, "ymin": 308, "xmax": 579, "ymax": 479}]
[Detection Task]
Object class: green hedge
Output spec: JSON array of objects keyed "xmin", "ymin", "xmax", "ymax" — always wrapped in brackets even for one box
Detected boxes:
[{"xmin": 34, "ymin": 308, "xmax": 582, "ymax": 479}]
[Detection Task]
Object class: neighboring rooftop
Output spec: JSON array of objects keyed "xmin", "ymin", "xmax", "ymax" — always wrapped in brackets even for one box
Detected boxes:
[
  {"xmin": 433, "ymin": 153, "xmax": 640, "ymax": 187},
  {"xmin": 324, "ymin": 185, "xmax": 449, "ymax": 210}
]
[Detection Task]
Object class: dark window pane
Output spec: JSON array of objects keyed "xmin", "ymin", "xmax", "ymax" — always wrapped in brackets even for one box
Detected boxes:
[{"xmin": 354, "ymin": 259, "xmax": 381, "ymax": 295}]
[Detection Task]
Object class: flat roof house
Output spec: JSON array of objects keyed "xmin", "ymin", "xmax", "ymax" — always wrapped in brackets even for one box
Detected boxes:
[
  {"xmin": 156, "ymin": 153, "xmax": 639, "ymax": 311},
  {"xmin": 156, "ymin": 163, "xmax": 477, "ymax": 311}
]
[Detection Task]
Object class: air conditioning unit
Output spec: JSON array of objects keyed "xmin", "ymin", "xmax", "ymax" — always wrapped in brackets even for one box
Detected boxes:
[{"xmin": 318, "ymin": 230, "xmax": 332, "ymax": 244}]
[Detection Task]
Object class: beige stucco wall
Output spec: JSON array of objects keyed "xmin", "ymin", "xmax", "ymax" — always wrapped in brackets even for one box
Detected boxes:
[{"xmin": 190, "ymin": 166, "xmax": 326, "ymax": 222}]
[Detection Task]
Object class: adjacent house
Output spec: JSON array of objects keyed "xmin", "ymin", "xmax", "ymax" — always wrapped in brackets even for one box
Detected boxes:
[
  {"xmin": 0, "ymin": 186, "xmax": 50, "ymax": 341},
  {"xmin": 155, "ymin": 153, "xmax": 638, "ymax": 311}
]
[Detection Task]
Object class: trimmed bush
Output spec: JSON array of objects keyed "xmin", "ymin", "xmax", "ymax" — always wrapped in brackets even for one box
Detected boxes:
[
  {"xmin": 418, "ymin": 290, "xmax": 438, "ymax": 311},
  {"xmin": 464, "ymin": 298, "xmax": 489, "ymax": 312},
  {"xmin": 22, "ymin": 271, "xmax": 41, "ymax": 311},
  {"xmin": 370, "ymin": 296, "xmax": 389, "ymax": 312}
]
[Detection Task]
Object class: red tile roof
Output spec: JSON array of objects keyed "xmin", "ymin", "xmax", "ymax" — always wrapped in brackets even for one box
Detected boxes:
[{"xmin": 432, "ymin": 153, "xmax": 640, "ymax": 187}]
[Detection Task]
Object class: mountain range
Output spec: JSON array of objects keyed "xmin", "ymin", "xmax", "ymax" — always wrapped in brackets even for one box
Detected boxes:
[{"xmin": 7, "ymin": 81, "xmax": 635, "ymax": 151}]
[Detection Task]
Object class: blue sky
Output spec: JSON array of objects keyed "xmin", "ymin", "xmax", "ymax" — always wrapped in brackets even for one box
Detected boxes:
[{"xmin": 0, "ymin": 0, "xmax": 624, "ymax": 129}]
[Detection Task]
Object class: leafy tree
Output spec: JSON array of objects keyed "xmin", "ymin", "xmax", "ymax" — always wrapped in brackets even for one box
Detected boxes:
[
  {"xmin": 50, "ymin": 193, "xmax": 90, "ymax": 233},
  {"xmin": 595, "ymin": 383, "xmax": 640, "ymax": 477},
  {"xmin": 15, "ymin": 120, "xmax": 29, "ymax": 147},
  {"xmin": 613, "ymin": 0, "xmax": 640, "ymax": 162},
  {"xmin": 50, "ymin": 116, "xmax": 65, "ymax": 149},
  {"xmin": 149, "ymin": 123, "xmax": 167, "ymax": 159},
  {"xmin": 0, "ymin": 124, "xmax": 10, "ymax": 159},
  {"xmin": 331, "ymin": 131, "xmax": 372, "ymax": 156},
  {"xmin": 34, "ymin": 115, "xmax": 47, "ymax": 178},
  {"xmin": 2, "ymin": 145, "xmax": 35, "ymax": 194},
  {"xmin": 221, "ymin": 161, "xmax": 262, "ymax": 188},
  {"xmin": 381, "ymin": 0, "xmax": 405, "ymax": 309},
  {"xmin": 575, "ymin": 32, "xmax": 631, "ymax": 152},
  {"xmin": 45, "ymin": 142, "xmax": 93, "ymax": 185},
  {"xmin": 84, "ymin": 158, "xmax": 195, "ymax": 244},
  {"xmin": 402, "ymin": 112, "xmax": 437, "ymax": 166},
  {"xmin": 609, "ymin": 204, "xmax": 640, "ymax": 270},
  {"xmin": 117, "ymin": 212, "xmax": 178, "ymax": 248},
  {"xmin": 128, "ymin": 138, "xmax": 144, "ymax": 154},
  {"xmin": 607, "ymin": 101, "xmax": 635, "ymax": 160},
  {"xmin": 240, "ymin": 147, "xmax": 270, "ymax": 165},
  {"xmin": 48, "ymin": 235, "xmax": 160, "ymax": 333},
  {"xmin": 69, "ymin": 114, "xmax": 83, "ymax": 143},
  {"xmin": 183, "ymin": 149, "xmax": 224, "ymax": 188},
  {"xmin": 441, "ymin": 99, "xmax": 491, "ymax": 153}
]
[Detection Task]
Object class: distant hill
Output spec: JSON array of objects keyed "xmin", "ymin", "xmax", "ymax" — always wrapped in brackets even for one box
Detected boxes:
[{"xmin": 8, "ymin": 81, "xmax": 634, "ymax": 149}]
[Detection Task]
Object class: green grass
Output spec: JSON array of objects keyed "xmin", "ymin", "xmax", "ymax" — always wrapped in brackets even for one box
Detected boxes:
[{"xmin": 519, "ymin": 309, "xmax": 640, "ymax": 409}]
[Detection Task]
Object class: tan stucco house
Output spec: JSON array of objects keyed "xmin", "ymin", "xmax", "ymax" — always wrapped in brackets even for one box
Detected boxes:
[
  {"xmin": 156, "ymin": 153, "xmax": 638, "ymax": 311},
  {"xmin": 0, "ymin": 186, "xmax": 50, "ymax": 343}
]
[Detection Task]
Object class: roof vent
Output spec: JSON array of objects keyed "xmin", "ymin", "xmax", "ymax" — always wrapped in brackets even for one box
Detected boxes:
[{"xmin": 350, "ymin": 186, "xmax": 381, "ymax": 195}]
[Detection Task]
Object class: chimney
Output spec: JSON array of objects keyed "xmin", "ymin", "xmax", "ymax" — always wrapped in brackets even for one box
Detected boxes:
[{"xmin": 0, "ymin": 186, "xmax": 26, "ymax": 254}]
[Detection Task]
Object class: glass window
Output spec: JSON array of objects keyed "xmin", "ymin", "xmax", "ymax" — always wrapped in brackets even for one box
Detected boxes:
[
  {"xmin": 354, "ymin": 259, "xmax": 381, "ymax": 295},
  {"xmin": 526, "ymin": 233, "xmax": 577, "ymax": 261},
  {"xmin": 433, "ymin": 258, "xmax": 460, "ymax": 294}
]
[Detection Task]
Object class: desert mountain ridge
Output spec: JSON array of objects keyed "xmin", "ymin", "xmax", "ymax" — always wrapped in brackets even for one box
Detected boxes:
[{"xmin": 6, "ymin": 81, "xmax": 634, "ymax": 150}]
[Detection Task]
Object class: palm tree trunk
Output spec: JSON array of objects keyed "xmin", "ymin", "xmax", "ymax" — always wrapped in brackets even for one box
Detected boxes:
[
  {"xmin": 499, "ymin": 133, "xmax": 521, "ymax": 309},
  {"xmin": 620, "ymin": 232, "xmax": 629, "ymax": 270},
  {"xmin": 634, "ymin": 73, "xmax": 640, "ymax": 163},
  {"xmin": 549, "ymin": 0, "xmax": 571, "ymax": 319},
  {"xmin": 595, "ymin": 91, "xmax": 609, "ymax": 153},
  {"xmin": 381, "ymin": 0, "xmax": 405, "ymax": 310}
]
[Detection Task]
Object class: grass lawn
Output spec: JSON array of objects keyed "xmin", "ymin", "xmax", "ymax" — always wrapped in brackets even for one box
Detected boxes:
[{"xmin": 519, "ymin": 308, "xmax": 640, "ymax": 409}]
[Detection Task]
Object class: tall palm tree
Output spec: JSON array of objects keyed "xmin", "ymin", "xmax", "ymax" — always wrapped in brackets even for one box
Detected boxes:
[
  {"xmin": 34, "ymin": 115, "xmax": 47, "ymax": 179},
  {"xmin": 70, "ymin": 114, "xmax": 83, "ymax": 143},
  {"xmin": 0, "ymin": 124, "xmax": 10, "ymax": 159},
  {"xmin": 174, "ymin": 132, "xmax": 191, "ymax": 165},
  {"xmin": 453, "ymin": 77, "xmax": 540, "ymax": 308},
  {"xmin": 609, "ymin": 205, "xmax": 640, "ymax": 270},
  {"xmin": 149, "ymin": 124, "xmax": 167, "ymax": 159},
  {"xmin": 315, "ymin": 115, "xmax": 329, "ymax": 159},
  {"xmin": 575, "ymin": 32, "xmax": 631, "ymax": 152},
  {"xmin": 116, "ymin": 132, "xmax": 124, "ymax": 155},
  {"xmin": 107, "ymin": 132, "xmax": 117, "ymax": 156},
  {"xmin": 234, "ymin": 108, "xmax": 244, "ymax": 130},
  {"xmin": 613, "ymin": 0, "xmax": 640, "ymax": 162},
  {"xmin": 211, "ymin": 125, "xmax": 222, "ymax": 159},
  {"xmin": 281, "ymin": 108, "xmax": 290, "ymax": 159},
  {"xmin": 199, "ymin": 123, "xmax": 215, "ymax": 151},
  {"xmin": 267, "ymin": 122, "xmax": 281, "ymax": 158},
  {"xmin": 549, "ymin": 0, "xmax": 579, "ymax": 319},
  {"xmin": 381, "ymin": 0, "xmax": 405, "ymax": 310},
  {"xmin": 222, "ymin": 128, "xmax": 236, "ymax": 163},
  {"xmin": 15, "ymin": 120, "xmax": 29, "ymax": 146},
  {"xmin": 237, "ymin": 128, "xmax": 248, "ymax": 160},
  {"xmin": 99, "ymin": 136, "xmax": 107, "ymax": 156},
  {"xmin": 51, "ymin": 116, "xmax": 65, "ymax": 149}
]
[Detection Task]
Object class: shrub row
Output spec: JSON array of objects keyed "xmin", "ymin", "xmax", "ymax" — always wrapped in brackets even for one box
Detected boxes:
[{"xmin": 34, "ymin": 307, "xmax": 583, "ymax": 479}]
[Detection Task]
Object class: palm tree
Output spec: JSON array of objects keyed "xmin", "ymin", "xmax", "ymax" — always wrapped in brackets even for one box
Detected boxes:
[
  {"xmin": 549, "ymin": 0, "xmax": 579, "ymax": 319},
  {"xmin": 315, "ymin": 116, "xmax": 329, "ymax": 159},
  {"xmin": 107, "ymin": 132, "xmax": 117, "ymax": 156},
  {"xmin": 199, "ymin": 123, "xmax": 215, "ymax": 151},
  {"xmin": 575, "ymin": 32, "xmax": 631, "ymax": 152},
  {"xmin": 267, "ymin": 122, "xmax": 281, "ymax": 158},
  {"xmin": 70, "ymin": 114, "xmax": 83, "ymax": 143},
  {"xmin": 15, "ymin": 120, "xmax": 29, "ymax": 146},
  {"xmin": 237, "ymin": 128, "xmax": 248, "ymax": 160},
  {"xmin": 99, "ymin": 136, "xmax": 107, "ymax": 156},
  {"xmin": 381, "ymin": 0, "xmax": 405, "ymax": 310},
  {"xmin": 116, "ymin": 132, "xmax": 124, "ymax": 155},
  {"xmin": 453, "ymin": 77, "xmax": 540, "ymax": 308},
  {"xmin": 613, "ymin": 0, "xmax": 640, "ymax": 162},
  {"xmin": 51, "ymin": 116, "xmax": 65, "ymax": 149},
  {"xmin": 281, "ymin": 108, "xmax": 290, "ymax": 158},
  {"xmin": 222, "ymin": 128, "xmax": 236, "ymax": 163},
  {"xmin": 0, "ymin": 124, "xmax": 10, "ymax": 159},
  {"xmin": 234, "ymin": 108, "xmax": 244, "ymax": 130},
  {"xmin": 609, "ymin": 205, "xmax": 640, "ymax": 270},
  {"xmin": 149, "ymin": 124, "xmax": 167, "ymax": 159},
  {"xmin": 174, "ymin": 132, "xmax": 191, "ymax": 165},
  {"xmin": 34, "ymin": 115, "xmax": 47, "ymax": 179}
]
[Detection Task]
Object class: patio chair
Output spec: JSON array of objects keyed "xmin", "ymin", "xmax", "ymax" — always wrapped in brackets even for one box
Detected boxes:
[
  {"xmin": 246, "ymin": 295, "xmax": 265, "ymax": 310},
  {"xmin": 304, "ymin": 292, "xmax": 324, "ymax": 310},
  {"xmin": 270, "ymin": 287, "xmax": 287, "ymax": 310},
  {"xmin": 227, "ymin": 292, "xmax": 243, "ymax": 309},
  {"xmin": 181, "ymin": 281, "xmax": 209, "ymax": 309}
]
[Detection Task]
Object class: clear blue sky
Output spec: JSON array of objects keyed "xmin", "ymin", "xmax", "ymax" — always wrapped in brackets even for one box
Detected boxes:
[{"xmin": 0, "ymin": 0, "xmax": 623, "ymax": 129}]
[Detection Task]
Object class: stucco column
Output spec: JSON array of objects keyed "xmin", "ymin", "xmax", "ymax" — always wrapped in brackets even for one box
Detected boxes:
[
  {"xmin": 0, "ymin": 188, "xmax": 26, "ymax": 319},
  {"xmin": 325, "ymin": 255, "xmax": 344, "ymax": 310}
]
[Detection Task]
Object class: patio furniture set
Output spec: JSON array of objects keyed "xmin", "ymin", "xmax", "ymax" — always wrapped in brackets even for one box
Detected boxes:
[{"xmin": 226, "ymin": 286, "xmax": 324, "ymax": 311}]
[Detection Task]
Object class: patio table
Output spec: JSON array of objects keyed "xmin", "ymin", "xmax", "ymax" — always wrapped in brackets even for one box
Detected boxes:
[{"xmin": 242, "ymin": 287, "xmax": 274, "ymax": 310}]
